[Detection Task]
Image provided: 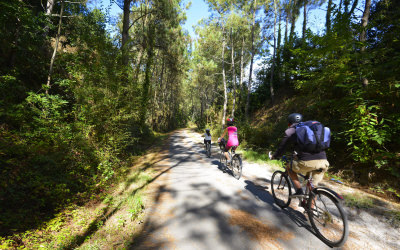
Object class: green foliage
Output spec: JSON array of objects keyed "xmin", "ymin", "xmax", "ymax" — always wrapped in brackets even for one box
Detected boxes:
[
  {"xmin": 0, "ymin": 0, "xmax": 190, "ymax": 243},
  {"xmin": 344, "ymin": 100, "xmax": 390, "ymax": 164},
  {"xmin": 240, "ymin": 0, "xmax": 400, "ymax": 192},
  {"xmin": 343, "ymin": 193, "xmax": 374, "ymax": 209}
]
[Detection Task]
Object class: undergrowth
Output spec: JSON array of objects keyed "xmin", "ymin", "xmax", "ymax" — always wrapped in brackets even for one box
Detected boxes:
[{"xmin": 0, "ymin": 132, "xmax": 169, "ymax": 249}]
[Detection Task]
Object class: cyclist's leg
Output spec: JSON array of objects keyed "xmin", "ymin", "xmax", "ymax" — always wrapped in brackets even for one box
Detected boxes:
[
  {"xmin": 308, "ymin": 159, "xmax": 329, "ymax": 186},
  {"xmin": 288, "ymin": 167, "xmax": 302, "ymax": 190},
  {"xmin": 291, "ymin": 160, "xmax": 312, "ymax": 190},
  {"xmin": 224, "ymin": 146, "xmax": 231, "ymax": 162}
]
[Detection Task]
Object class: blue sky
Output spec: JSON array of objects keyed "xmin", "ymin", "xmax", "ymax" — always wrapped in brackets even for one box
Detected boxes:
[{"xmin": 182, "ymin": 0, "xmax": 210, "ymax": 38}]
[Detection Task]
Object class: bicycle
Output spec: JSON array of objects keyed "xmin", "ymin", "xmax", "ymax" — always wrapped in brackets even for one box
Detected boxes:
[
  {"xmin": 269, "ymin": 152, "xmax": 349, "ymax": 247},
  {"xmin": 205, "ymin": 141, "xmax": 211, "ymax": 158},
  {"xmin": 218, "ymin": 140, "xmax": 242, "ymax": 179}
]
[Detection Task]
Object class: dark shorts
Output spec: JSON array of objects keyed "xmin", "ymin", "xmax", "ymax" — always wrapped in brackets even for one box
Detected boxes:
[{"xmin": 204, "ymin": 139, "xmax": 211, "ymax": 144}]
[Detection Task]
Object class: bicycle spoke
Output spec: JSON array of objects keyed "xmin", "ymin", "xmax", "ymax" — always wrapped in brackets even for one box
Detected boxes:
[
  {"xmin": 231, "ymin": 156, "xmax": 242, "ymax": 179},
  {"xmin": 308, "ymin": 190, "xmax": 348, "ymax": 247},
  {"xmin": 271, "ymin": 171, "xmax": 291, "ymax": 208}
]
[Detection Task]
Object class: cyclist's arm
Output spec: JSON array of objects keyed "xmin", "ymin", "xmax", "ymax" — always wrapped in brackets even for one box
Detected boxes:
[
  {"xmin": 219, "ymin": 128, "xmax": 227, "ymax": 142},
  {"xmin": 272, "ymin": 128, "xmax": 296, "ymax": 159}
]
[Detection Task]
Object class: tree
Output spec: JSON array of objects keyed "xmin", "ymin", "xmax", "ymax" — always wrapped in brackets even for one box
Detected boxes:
[
  {"xmin": 245, "ymin": 0, "xmax": 259, "ymax": 120},
  {"xmin": 269, "ymin": 0, "xmax": 277, "ymax": 105},
  {"xmin": 46, "ymin": 0, "xmax": 64, "ymax": 94},
  {"xmin": 206, "ymin": 0, "xmax": 231, "ymax": 128}
]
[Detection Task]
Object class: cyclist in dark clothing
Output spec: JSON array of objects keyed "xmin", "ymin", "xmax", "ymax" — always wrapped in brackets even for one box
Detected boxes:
[{"xmin": 271, "ymin": 113, "xmax": 329, "ymax": 196}]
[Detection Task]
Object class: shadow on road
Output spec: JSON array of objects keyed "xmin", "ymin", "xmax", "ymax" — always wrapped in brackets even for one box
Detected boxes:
[
  {"xmin": 244, "ymin": 179, "xmax": 319, "ymax": 240},
  {"xmin": 129, "ymin": 131, "xmax": 326, "ymax": 249}
]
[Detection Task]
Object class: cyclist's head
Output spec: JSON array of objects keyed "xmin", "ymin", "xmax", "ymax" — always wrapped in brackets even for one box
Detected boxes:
[
  {"xmin": 227, "ymin": 118, "xmax": 234, "ymax": 126},
  {"xmin": 206, "ymin": 128, "xmax": 210, "ymax": 133},
  {"xmin": 287, "ymin": 113, "xmax": 303, "ymax": 125}
]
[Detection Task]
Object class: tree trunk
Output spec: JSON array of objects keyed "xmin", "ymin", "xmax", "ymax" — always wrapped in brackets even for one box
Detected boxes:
[
  {"xmin": 284, "ymin": 10, "xmax": 289, "ymax": 86},
  {"xmin": 121, "ymin": 0, "xmax": 131, "ymax": 66},
  {"xmin": 284, "ymin": 0, "xmax": 292, "ymax": 45},
  {"xmin": 44, "ymin": 0, "xmax": 55, "ymax": 36},
  {"xmin": 284, "ymin": 11, "xmax": 289, "ymax": 45},
  {"xmin": 302, "ymin": 1, "xmax": 307, "ymax": 41},
  {"xmin": 245, "ymin": 0, "xmax": 257, "ymax": 120},
  {"xmin": 140, "ymin": 23, "xmax": 155, "ymax": 125},
  {"xmin": 270, "ymin": 0, "xmax": 277, "ymax": 105},
  {"xmin": 46, "ymin": 0, "xmax": 55, "ymax": 15},
  {"xmin": 46, "ymin": 0, "xmax": 64, "ymax": 95},
  {"xmin": 276, "ymin": 13, "xmax": 282, "ymax": 83},
  {"xmin": 200, "ymin": 94, "xmax": 204, "ymax": 123},
  {"xmin": 221, "ymin": 25, "xmax": 227, "ymax": 129},
  {"xmin": 231, "ymin": 28, "xmax": 236, "ymax": 118},
  {"xmin": 239, "ymin": 36, "xmax": 244, "ymax": 94},
  {"xmin": 344, "ymin": 0, "xmax": 350, "ymax": 13},
  {"xmin": 359, "ymin": 0, "xmax": 371, "ymax": 87},
  {"xmin": 289, "ymin": 11, "xmax": 296, "ymax": 46},
  {"xmin": 326, "ymin": 0, "xmax": 333, "ymax": 34},
  {"xmin": 359, "ymin": 0, "xmax": 371, "ymax": 52},
  {"xmin": 349, "ymin": 0, "xmax": 359, "ymax": 16},
  {"xmin": 277, "ymin": 13, "xmax": 282, "ymax": 59}
]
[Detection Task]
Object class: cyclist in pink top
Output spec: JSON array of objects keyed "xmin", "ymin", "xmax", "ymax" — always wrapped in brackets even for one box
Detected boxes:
[{"xmin": 218, "ymin": 118, "xmax": 239, "ymax": 164}]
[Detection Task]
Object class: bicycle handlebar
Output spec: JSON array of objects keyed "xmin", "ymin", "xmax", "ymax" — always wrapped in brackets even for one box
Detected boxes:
[{"xmin": 268, "ymin": 151, "xmax": 287, "ymax": 161}]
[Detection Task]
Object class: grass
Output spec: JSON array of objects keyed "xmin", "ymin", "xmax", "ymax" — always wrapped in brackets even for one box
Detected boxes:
[
  {"xmin": 241, "ymin": 148, "xmax": 284, "ymax": 171},
  {"xmin": 343, "ymin": 193, "xmax": 374, "ymax": 209}
]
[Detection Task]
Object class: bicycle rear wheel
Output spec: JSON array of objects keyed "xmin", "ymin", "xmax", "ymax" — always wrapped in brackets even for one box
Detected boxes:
[
  {"xmin": 206, "ymin": 143, "xmax": 211, "ymax": 157},
  {"xmin": 271, "ymin": 171, "xmax": 292, "ymax": 208},
  {"xmin": 231, "ymin": 155, "xmax": 242, "ymax": 179},
  {"xmin": 307, "ymin": 189, "xmax": 349, "ymax": 247},
  {"xmin": 219, "ymin": 152, "xmax": 227, "ymax": 171}
]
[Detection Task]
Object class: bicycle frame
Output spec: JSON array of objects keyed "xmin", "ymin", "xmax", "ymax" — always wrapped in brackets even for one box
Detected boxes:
[
  {"xmin": 283, "ymin": 154, "xmax": 314, "ymax": 201},
  {"xmin": 219, "ymin": 145, "xmax": 238, "ymax": 159},
  {"xmin": 283, "ymin": 154, "xmax": 344, "ymax": 203}
]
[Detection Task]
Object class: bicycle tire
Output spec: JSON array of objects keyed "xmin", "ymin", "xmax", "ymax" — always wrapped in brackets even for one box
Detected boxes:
[
  {"xmin": 271, "ymin": 171, "xmax": 292, "ymax": 208},
  {"xmin": 231, "ymin": 155, "xmax": 242, "ymax": 179},
  {"xmin": 307, "ymin": 189, "xmax": 349, "ymax": 247},
  {"xmin": 219, "ymin": 152, "xmax": 227, "ymax": 170},
  {"xmin": 206, "ymin": 143, "xmax": 211, "ymax": 157}
]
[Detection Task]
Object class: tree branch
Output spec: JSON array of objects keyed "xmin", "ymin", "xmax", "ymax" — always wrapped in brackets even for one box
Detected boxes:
[{"xmin": 110, "ymin": 0, "xmax": 123, "ymax": 10}]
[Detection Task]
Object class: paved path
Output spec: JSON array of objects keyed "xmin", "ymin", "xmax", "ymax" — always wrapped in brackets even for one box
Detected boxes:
[{"xmin": 131, "ymin": 129, "xmax": 397, "ymax": 250}]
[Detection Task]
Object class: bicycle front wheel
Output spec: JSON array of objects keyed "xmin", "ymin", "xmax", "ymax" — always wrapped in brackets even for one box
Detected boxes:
[
  {"xmin": 307, "ymin": 189, "xmax": 349, "ymax": 247},
  {"xmin": 271, "ymin": 171, "xmax": 292, "ymax": 208},
  {"xmin": 231, "ymin": 155, "xmax": 242, "ymax": 179}
]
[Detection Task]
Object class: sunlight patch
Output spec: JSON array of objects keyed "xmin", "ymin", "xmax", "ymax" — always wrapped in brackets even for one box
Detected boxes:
[{"xmin": 228, "ymin": 209, "xmax": 294, "ymax": 248}]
